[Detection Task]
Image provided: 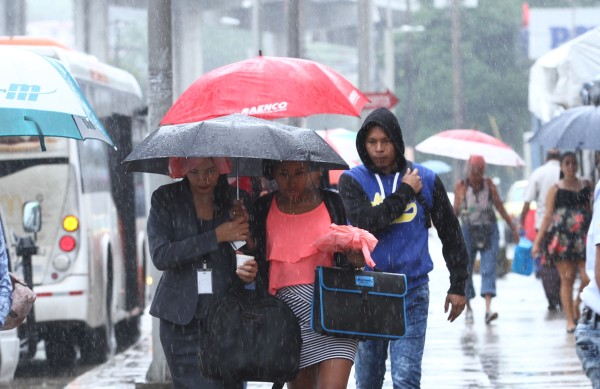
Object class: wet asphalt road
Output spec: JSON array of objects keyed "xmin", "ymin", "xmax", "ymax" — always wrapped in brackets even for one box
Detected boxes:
[
  {"xmin": 10, "ymin": 358, "xmax": 94, "ymax": 389},
  {"xmin": 66, "ymin": 234, "xmax": 591, "ymax": 388},
  {"xmin": 2, "ymin": 342, "xmax": 98, "ymax": 389}
]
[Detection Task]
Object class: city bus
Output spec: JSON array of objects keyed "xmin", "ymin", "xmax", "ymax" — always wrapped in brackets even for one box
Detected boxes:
[{"xmin": 0, "ymin": 37, "xmax": 148, "ymax": 365}]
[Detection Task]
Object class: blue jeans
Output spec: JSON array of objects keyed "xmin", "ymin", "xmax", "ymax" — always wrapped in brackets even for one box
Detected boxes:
[
  {"xmin": 462, "ymin": 223, "xmax": 499, "ymax": 300},
  {"xmin": 354, "ymin": 283, "xmax": 429, "ymax": 389},
  {"xmin": 576, "ymin": 309, "xmax": 600, "ymax": 389}
]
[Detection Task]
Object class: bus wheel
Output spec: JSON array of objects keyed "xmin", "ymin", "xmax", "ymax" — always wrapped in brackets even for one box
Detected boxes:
[
  {"xmin": 79, "ymin": 323, "xmax": 115, "ymax": 364},
  {"xmin": 45, "ymin": 329, "xmax": 76, "ymax": 367},
  {"xmin": 80, "ymin": 255, "xmax": 115, "ymax": 364},
  {"xmin": 115, "ymin": 315, "xmax": 141, "ymax": 351}
]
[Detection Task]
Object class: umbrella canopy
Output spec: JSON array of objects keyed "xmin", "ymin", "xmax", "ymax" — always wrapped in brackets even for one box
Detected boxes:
[
  {"xmin": 160, "ymin": 55, "xmax": 370, "ymax": 125},
  {"xmin": 0, "ymin": 46, "xmax": 113, "ymax": 150},
  {"xmin": 316, "ymin": 128, "xmax": 360, "ymax": 186},
  {"xmin": 528, "ymin": 105, "xmax": 600, "ymax": 150},
  {"xmin": 123, "ymin": 113, "xmax": 349, "ymax": 177},
  {"xmin": 420, "ymin": 160, "xmax": 452, "ymax": 174},
  {"xmin": 415, "ymin": 129, "xmax": 525, "ymax": 167},
  {"xmin": 316, "ymin": 128, "xmax": 360, "ymax": 168}
]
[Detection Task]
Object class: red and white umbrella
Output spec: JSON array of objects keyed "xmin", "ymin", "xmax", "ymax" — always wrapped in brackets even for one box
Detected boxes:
[
  {"xmin": 161, "ymin": 54, "xmax": 369, "ymax": 125},
  {"xmin": 415, "ymin": 129, "xmax": 524, "ymax": 167}
]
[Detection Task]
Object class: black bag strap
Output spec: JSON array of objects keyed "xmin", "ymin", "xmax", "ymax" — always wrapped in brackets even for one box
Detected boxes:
[
  {"xmin": 321, "ymin": 189, "xmax": 352, "ymax": 269},
  {"xmin": 405, "ymin": 161, "xmax": 431, "ymax": 228}
]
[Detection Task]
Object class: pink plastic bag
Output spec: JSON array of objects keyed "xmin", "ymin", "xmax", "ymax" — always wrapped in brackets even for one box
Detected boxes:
[{"xmin": 312, "ymin": 224, "xmax": 378, "ymax": 268}]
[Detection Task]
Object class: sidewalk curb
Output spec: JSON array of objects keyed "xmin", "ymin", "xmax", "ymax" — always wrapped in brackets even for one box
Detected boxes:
[{"xmin": 65, "ymin": 330, "xmax": 156, "ymax": 388}]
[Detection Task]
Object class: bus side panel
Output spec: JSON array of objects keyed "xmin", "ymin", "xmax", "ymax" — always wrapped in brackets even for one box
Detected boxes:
[{"xmin": 33, "ymin": 275, "xmax": 89, "ymax": 322}]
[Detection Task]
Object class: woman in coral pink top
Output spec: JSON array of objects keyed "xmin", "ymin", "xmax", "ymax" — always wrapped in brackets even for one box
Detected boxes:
[{"xmin": 251, "ymin": 160, "xmax": 365, "ymax": 389}]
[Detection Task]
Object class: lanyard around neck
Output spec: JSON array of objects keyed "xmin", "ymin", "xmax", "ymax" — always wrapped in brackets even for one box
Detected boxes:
[{"xmin": 374, "ymin": 173, "xmax": 400, "ymax": 200}]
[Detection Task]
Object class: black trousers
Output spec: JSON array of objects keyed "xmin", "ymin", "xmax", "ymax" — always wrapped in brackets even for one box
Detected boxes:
[{"xmin": 160, "ymin": 317, "xmax": 243, "ymax": 389}]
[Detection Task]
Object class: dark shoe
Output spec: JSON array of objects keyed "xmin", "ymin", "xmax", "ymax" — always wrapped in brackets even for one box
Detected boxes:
[
  {"xmin": 485, "ymin": 312, "xmax": 498, "ymax": 325},
  {"xmin": 567, "ymin": 325, "xmax": 576, "ymax": 334},
  {"xmin": 548, "ymin": 303, "xmax": 558, "ymax": 311}
]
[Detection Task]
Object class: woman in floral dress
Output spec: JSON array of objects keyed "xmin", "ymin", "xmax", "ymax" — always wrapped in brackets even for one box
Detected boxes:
[{"xmin": 533, "ymin": 152, "xmax": 593, "ymax": 333}]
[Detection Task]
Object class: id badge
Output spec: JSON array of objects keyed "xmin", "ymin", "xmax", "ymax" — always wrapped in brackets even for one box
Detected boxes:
[{"xmin": 197, "ymin": 269, "xmax": 213, "ymax": 294}]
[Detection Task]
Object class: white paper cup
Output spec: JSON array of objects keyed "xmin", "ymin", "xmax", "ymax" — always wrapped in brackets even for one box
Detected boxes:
[{"xmin": 236, "ymin": 254, "xmax": 254, "ymax": 269}]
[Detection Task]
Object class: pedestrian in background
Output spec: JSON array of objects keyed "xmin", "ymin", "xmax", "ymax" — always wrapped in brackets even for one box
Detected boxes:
[
  {"xmin": 147, "ymin": 157, "xmax": 257, "ymax": 389},
  {"xmin": 0, "ymin": 222, "xmax": 12, "ymax": 328},
  {"xmin": 576, "ymin": 177, "xmax": 600, "ymax": 388},
  {"xmin": 454, "ymin": 155, "xmax": 520, "ymax": 325},
  {"xmin": 533, "ymin": 151, "xmax": 592, "ymax": 333},
  {"xmin": 521, "ymin": 149, "xmax": 561, "ymax": 311},
  {"xmin": 338, "ymin": 107, "xmax": 469, "ymax": 389},
  {"xmin": 251, "ymin": 160, "xmax": 365, "ymax": 389}
]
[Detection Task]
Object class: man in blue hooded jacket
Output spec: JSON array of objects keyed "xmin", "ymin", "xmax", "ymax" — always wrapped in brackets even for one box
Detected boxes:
[{"xmin": 338, "ymin": 108, "xmax": 469, "ymax": 388}]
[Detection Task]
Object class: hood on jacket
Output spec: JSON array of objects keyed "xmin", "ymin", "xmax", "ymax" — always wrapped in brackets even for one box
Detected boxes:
[{"xmin": 356, "ymin": 107, "xmax": 407, "ymax": 173}]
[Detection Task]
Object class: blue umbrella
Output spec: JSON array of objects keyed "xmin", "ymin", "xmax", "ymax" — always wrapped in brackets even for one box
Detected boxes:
[
  {"xmin": 420, "ymin": 159, "xmax": 452, "ymax": 174},
  {"xmin": 529, "ymin": 105, "xmax": 600, "ymax": 150}
]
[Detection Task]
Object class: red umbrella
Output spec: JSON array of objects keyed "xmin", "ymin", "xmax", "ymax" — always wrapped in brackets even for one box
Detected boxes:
[
  {"xmin": 415, "ymin": 129, "xmax": 524, "ymax": 167},
  {"xmin": 160, "ymin": 55, "xmax": 369, "ymax": 125}
]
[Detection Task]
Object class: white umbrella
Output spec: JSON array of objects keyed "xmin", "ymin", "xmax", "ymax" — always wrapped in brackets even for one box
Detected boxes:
[
  {"xmin": 0, "ymin": 46, "xmax": 113, "ymax": 150},
  {"xmin": 415, "ymin": 129, "xmax": 524, "ymax": 167}
]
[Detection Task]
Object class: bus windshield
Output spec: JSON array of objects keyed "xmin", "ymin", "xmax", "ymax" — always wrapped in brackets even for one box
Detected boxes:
[
  {"xmin": 0, "ymin": 136, "xmax": 69, "ymax": 168},
  {"xmin": 0, "ymin": 137, "xmax": 69, "ymax": 178}
]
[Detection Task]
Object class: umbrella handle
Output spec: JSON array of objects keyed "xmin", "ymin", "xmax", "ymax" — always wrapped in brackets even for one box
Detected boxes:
[
  {"xmin": 236, "ymin": 159, "xmax": 240, "ymax": 200},
  {"xmin": 24, "ymin": 116, "xmax": 47, "ymax": 152}
]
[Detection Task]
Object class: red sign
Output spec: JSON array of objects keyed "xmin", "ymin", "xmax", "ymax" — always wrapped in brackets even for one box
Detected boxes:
[{"xmin": 362, "ymin": 90, "xmax": 399, "ymax": 110}]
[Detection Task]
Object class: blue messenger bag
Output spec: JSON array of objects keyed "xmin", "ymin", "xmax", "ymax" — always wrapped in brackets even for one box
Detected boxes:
[{"xmin": 311, "ymin": 266, "xmax": 407, "ymax": 340}]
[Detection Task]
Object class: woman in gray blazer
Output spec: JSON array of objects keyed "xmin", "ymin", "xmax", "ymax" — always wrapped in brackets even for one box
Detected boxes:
[{"xmin": 147, "ymin": 157, "xmax": 256, "ymax": 389}]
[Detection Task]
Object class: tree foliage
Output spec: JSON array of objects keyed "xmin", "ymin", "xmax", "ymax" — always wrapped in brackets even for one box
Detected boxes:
[
  {"xmin": 391, "ymin": 0, "xmax": 533, "ymax": 188},
  {"xmin": 396, "ymin": 0, "xmax": 530, "ymax": 152}
]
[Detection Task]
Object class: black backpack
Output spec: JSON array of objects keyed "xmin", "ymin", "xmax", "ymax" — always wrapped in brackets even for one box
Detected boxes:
[{"xmin": 199, "ymin": 280, "xmax": 301, "ymax": 388}]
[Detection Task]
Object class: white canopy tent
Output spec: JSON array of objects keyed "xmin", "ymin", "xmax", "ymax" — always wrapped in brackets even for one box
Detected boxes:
[{"xmin": 528, "ymin": 25, "xmax": 600, "ymax": 123}]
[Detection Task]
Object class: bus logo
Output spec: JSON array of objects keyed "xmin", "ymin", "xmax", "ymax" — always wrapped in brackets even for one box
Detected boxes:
[{"xmin": 0, "ymin": 83, "xmax": 56, "ymax": 101}]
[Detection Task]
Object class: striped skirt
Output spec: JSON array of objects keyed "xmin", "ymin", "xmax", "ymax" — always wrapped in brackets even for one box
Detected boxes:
[{"xmin": 276, "ymin": 284, "xmax": 358, "ymax": 369}]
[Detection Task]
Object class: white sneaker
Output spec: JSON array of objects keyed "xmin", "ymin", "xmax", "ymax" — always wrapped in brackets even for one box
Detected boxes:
[{"xmin": 465, "ymin": 309, "xmax": 474, "ymax": 324}]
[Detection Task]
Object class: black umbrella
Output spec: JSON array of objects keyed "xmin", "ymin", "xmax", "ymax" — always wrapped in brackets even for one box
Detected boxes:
[
  {"xmin": 529, "ymin": 105, "xmax": 600, "ymax": 150},
  {"xmin": 122, "ymin": 113, "xmax": 349, "ymax": 197}
]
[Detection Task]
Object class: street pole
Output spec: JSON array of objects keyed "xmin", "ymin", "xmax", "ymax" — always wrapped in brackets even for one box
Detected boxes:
[
  {"xmin": 451, "ymin": 0, "xmax": 465, "ymax": 129},
  {"xmin": 358, "ymin": 0, "xmax": 372, "ymax": 93},
  {"xmin": 450, "ymin": 0, "xmax": 465, "ymax": 184},
  {"xmin": 403, "ymin": 0, "xmax": 416, "ymax": 148},
  {"xmin": 251, "ymin": 0, "xmax": 262, "ymax": 57},
  {"xmin": 146, "ymin": 0, "xmax": 172, "ymax": 383},
  {"xmin": 1, "ymin": 0, "xmax": 25, "ymax": 35},
  {"xmin": 287, "ymin": 0, "xmax": 303, "ymax": 127},
  {"xmin": 384, "ymin": 0, "xmax": 394, "ymax": 93},
  {"xmin": 73, "ymin": 1, "xmax": 108, "ymax": 61},
  {"xmin": 287, "ymin": 0, "xmax": 302, "ymax": 59}
]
